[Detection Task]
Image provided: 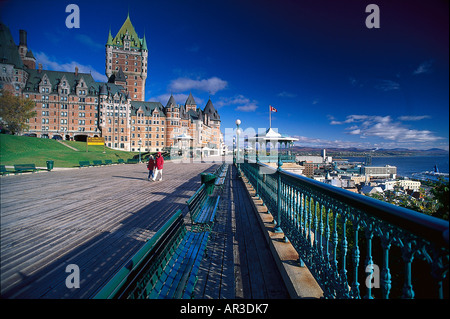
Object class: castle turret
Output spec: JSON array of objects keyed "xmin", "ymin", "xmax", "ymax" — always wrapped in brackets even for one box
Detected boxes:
[{"xmin": 105, "ymin": 13, "xmax": 148, "ymax": 101}]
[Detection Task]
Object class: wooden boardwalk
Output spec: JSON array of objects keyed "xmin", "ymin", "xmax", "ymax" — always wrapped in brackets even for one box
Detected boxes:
[
  {"xmin": 0, "ymin": 161, "xmax": 289, "ymax": 299},
  {"xmin": 193, "ymin": 165, "xmax": 289, "ymax": 299}
]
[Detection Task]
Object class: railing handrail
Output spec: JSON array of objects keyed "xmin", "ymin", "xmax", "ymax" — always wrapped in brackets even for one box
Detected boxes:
[{"xmin": 258, "ymin": 161, "xmax": 449, "ymax": 247}]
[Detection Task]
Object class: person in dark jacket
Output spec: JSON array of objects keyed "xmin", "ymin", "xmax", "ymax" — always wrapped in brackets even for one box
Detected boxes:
[
  {"xmin": 152, "ymin": 152, "xmax": 164, "ymax": 181},
  {"xmin": 147, "ymin": 155, "xmax": 155, "ymax": 181}
]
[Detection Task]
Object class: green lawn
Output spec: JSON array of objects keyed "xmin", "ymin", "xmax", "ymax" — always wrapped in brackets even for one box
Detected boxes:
[{"xmin": 0, "ymin": 134, "xmax": 140, "ymax": 168}]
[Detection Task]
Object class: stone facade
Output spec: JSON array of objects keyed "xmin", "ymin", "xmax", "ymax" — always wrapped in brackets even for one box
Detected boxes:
[{"xmin": 1, "ymin": 15, "xmax": 224, "ymax": 154}]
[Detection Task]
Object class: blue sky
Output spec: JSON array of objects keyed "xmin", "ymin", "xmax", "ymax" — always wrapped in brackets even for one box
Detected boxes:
[{"xmin": 1, "ymin": 0, "xmax": 448, "ymax": 150}]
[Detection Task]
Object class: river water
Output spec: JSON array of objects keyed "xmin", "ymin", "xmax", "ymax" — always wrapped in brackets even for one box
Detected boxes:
[{"xmin": 346, "ymin": 155, "xmax": 449, "ymax": 179}]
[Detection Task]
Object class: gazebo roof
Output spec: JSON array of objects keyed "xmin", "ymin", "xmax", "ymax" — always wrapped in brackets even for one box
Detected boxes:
[
  {"xmin": 245, "ymin": 128, "xmax": 299, "ymax": 142},
  {"xmin": 172, "ymin": 133, "xmax": 193, "ymax": 140}
]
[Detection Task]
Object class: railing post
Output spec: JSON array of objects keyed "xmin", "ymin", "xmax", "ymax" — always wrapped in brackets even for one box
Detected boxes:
[
  {"xmin": 380, "ymin": 234, "xmax": 392, "ymax": 299},
  {"xmin": 364, "ymin": 226, "xmax": 374, "ymax": 299},
  {"xmin": 274, "ymin": 158, "xmax": 283, "ymax": 233},
  {"xmin": 256, "ymin": 154, "xmax": 260, "ymax": 199},
  {"xmin": 401, "ymin": 242, "xmax": 415, "ymax": 299}
]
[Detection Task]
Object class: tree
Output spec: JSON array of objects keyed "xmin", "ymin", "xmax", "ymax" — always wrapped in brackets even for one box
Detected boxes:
[
  {"xmin": 430, "ymin": 178, "xmax": 449, "ymax": 220},
  {"xmin": 0, "ymin": 90, "xmax": 36, "ymax": 134}
]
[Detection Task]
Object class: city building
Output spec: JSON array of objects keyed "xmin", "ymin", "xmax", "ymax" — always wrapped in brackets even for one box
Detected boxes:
[
  {"xmin": 0, "ymin": 15, "xmax": 224, "ymax": 154},
  {"xmin": 362, "ymin": 165, "xmax": 397, "ymax": 179}
]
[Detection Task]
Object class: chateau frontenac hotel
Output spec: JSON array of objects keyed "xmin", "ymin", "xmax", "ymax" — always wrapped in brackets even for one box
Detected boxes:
[{"xmin": 0, "ymin": 15, "xmax": 224, "ymax": 154}]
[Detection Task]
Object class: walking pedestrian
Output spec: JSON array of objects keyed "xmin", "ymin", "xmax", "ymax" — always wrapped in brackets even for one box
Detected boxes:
[
  {"xmin": 152, "ymin": 152, "xmax": 164, "ymax": 181},
  {"xmin": 147, "ymin": 155, "xmax": 155, "ymax": 181}
]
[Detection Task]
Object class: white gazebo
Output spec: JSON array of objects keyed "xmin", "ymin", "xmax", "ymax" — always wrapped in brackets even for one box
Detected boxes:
[
  {"xmin": 245, "ymin": 128, "xmax": 299, "ymax": 162},
  {"xmin": 171, "ymin": 133, "xmax": 194, "ymax": 157}
]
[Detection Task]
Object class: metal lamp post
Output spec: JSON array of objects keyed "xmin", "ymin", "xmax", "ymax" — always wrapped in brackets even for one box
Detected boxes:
[
  {"xmin": 138, "ymin": 138, "xmax": 142, "ymax": 163},
  {"xmin": 236, "ymin": 119, "xmax": 241, "ymax": 175}
]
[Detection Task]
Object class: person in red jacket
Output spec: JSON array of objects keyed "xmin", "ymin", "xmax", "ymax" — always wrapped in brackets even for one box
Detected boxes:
[
  {"xmin": 152, "ymin": 152, "xmax": 164, "ymax": 181},
  {"xmin": 147, "ymin": 155, "xmax": 155, "ymax": 181}
]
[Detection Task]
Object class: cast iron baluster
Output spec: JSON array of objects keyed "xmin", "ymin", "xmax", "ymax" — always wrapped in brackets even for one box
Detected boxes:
[
  {"xmin": 431, "ymin": 248, "xmax": 446, "ymax": 299},
  {"xmin": 313, "ymin": 199, "xmax": 319, "ymax": 250},
  {"xmin": 298, "ymin": 190, "xmax": 306, "ymax": 267},
  {"xmin": 307, "ymin": 196, "xmax": 313, "ymax": 263},
  {"xmin": 351, "ymin": 220, "xmax": 361, "ymax": 298},
  {"xmin": 364, "ymin": 225, "xmax": 374, "ymax": 299},
  {"xmin": 332, "ymin": 209, "xmax": 339, "ymax": 273},
  {"xmin": 401, "ymin": 241, "xmax": 415, "ymax": 299},
  {"xmin": 380, "ymin": 234, "xmax": 392, "ymax": 299},
  {"xmin": 325, "ymin": 207, "xmax": 331, "ymax": 266},
  {"xmin": 318, "ymin": 202, "xmax": 324, "ymax": 257},
  {"xmin": 302, "ymin": 193, "xmax": 307, "ymax": 239},
  {"xmin": 293, "ymin": 186, "xmax": 298, "ymax": 227},
  {"xmin": 340, "ymin": 212, "xmax": 349, "ymax": 296}
]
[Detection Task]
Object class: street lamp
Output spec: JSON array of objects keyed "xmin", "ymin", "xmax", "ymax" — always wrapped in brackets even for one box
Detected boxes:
[
  {"xmin": 233, "ymin": 136, "xmax": 236, "ymax": 165},
  {"xmin": 138, "ymin": 138, "xmax": 142, "ymax": 163},
  {"xmin": 236, "ymin": 119, "xmax": 241, "ymax": 176},
  {"xmin": 235, "ymin": 119, "xmax": 241, "ymax": 163}
]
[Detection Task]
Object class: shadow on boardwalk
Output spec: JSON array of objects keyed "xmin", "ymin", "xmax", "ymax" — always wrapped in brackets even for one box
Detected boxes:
[{"xmin": 0, "ymin": 162, "xmax": 217, "ymax": 298}]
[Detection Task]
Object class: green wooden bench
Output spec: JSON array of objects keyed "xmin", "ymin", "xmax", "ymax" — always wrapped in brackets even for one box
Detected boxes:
[
  {"xmin": 13, "ymin": 164, "xmax": 40, "ymax": 173},
  {"xmin": 214, "ymin": 164, "xmax": 229, "ymax": 190},
  {"xmin": 186, "ymin": 184, "xmax": 220, "ymax": 231},
  {"xmin": 79, "ymin": 161, "xmax": 91, "ymax": 167},
  {"xmin": 117, "ymin": 159, "xmax": 125, "ymax": 164},
  {"xmin": 104, "ymin": 159, "xmax": 113, "ymax": 165},
  {"xmin": 93, "ymin": 160, "xmax": 103, "ymax": 166},
  {"xmin": 92, "ymin": 210, "xmax": 209, "ymax": 299},
  {"xmin": 1, "ymin": 165, "xmax": 11, "ymax": 175},
  {"xmin": 127, "ymin": 158, "xmax": 139, "ymax": 164}
]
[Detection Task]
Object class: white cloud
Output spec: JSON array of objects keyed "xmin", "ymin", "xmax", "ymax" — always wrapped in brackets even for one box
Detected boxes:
[
  {"xmin": 375, "ymin": 80, "xmax": 400, "ymax": 91},
  {"xmin": 413, "ymin": 60, "xmax": 433, "ymax": 75},
  {"xmin": 35, "ymin": 51, "xmax": 107, "ymax": 82},
  {"xmin": 236, "ymin": 103, "xmax": 258, "ymax": 112},
  {"xmin": 398, "ymin": 115, "xmax": 431, "ymax": 121},
  {"xmin": 330, "ymin": 114, "xmax": 444, "ymax": 144},
  {"xmin": 75, "ymin": 34, "xmax": 104, "ymax": 51},
  {"xmin": 277, "ymin": 91, "xmax": 297, "ymax": 98},
  {"xmin": 215, "ymin": 94, "xmax": 258, "ymax": 112},
  {"xmin": 168, "ymin": 76, "xmax": 228, "ymax": 95},
  {"xmin": 293, "ymin": 135, "xmax": 374, "ymax": 149}
]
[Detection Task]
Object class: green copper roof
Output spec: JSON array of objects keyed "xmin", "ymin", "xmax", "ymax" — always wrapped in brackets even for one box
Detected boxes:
[
  {"xmin": 141, "ymin": 34, "xmax": 148, "ymax": 51},
  {"xmin": 106, "ymin": 29, "xmax": 114, "ymax": 46},
  {"xmin": 110, "ymin": 14, "xmax": 143, "ymax": 49}
]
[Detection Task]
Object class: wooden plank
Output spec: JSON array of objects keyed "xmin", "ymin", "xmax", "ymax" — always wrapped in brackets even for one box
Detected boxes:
[{"xmin": 0, "ymin": 162, "xmax": 217, "ymax": 298}]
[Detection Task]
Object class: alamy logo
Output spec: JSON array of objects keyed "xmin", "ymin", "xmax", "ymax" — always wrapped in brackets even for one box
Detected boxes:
[
  {"xmin": 365, "ymin": 4, "xmax": 380, "ymax": 29},
  {"xmin": 65, "ymin": 4, "xmax": 80, "ymax": 29},
  {"xmin": 65, "ymin": 264, "xmax": 80, "ymax": 289},
  {"xmin": 365, "ymin": 264, "xmax": 380, "ymax": 289}
]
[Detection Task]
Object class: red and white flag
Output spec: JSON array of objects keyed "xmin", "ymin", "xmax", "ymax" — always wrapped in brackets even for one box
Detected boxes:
[{"xmin": 270, "ymin": 105, "xmax": 277, "ymax": 112}]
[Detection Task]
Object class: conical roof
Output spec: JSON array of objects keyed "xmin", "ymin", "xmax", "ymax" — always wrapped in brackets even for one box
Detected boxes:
[
  {"xmin": 166, "ymin": 94, "xmax": 176, "ymax": 107},
  {"xmin": 204, "ymin": 99, "xmax": 220, "ymax": 121},
  {"xmin": 185, "ymin": 92, "xmax": 196, "ymax": 106},
  {"xmin": 106, "ymin": 29, "xmax": 114, "ymax": 45}
]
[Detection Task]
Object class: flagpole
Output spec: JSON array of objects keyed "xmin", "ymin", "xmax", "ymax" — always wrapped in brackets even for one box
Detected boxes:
[{"xmin": 269, "ymin": 105, "xmax": 271, "ymax": 129}]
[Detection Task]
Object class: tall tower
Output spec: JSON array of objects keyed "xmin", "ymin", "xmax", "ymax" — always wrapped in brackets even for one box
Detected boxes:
[{"xmin": 105, "ymin": 13, "xmax": 148, "ymax": 101}]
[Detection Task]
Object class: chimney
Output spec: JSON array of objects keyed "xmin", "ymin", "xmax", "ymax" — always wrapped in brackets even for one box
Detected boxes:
[
  {"xmin": 19, "ymin": 30, "xmax": 27, "ymax": 46},
  {"xmin": 75, "ymin": 66, "xmax": 79, "ymax": 76},
  {"xmin": 38, "ymin": 63, "xmax": 42, "ymax": 73}
]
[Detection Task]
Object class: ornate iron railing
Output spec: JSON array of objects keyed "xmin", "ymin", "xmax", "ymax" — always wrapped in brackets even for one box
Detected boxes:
[
  {"xmin": 239, "ymin": 159, "xmax": 449, "ymax": 299},
  {"xmin": 245, "ymin": 153, "xmax": 296, "ymax": 163}
]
